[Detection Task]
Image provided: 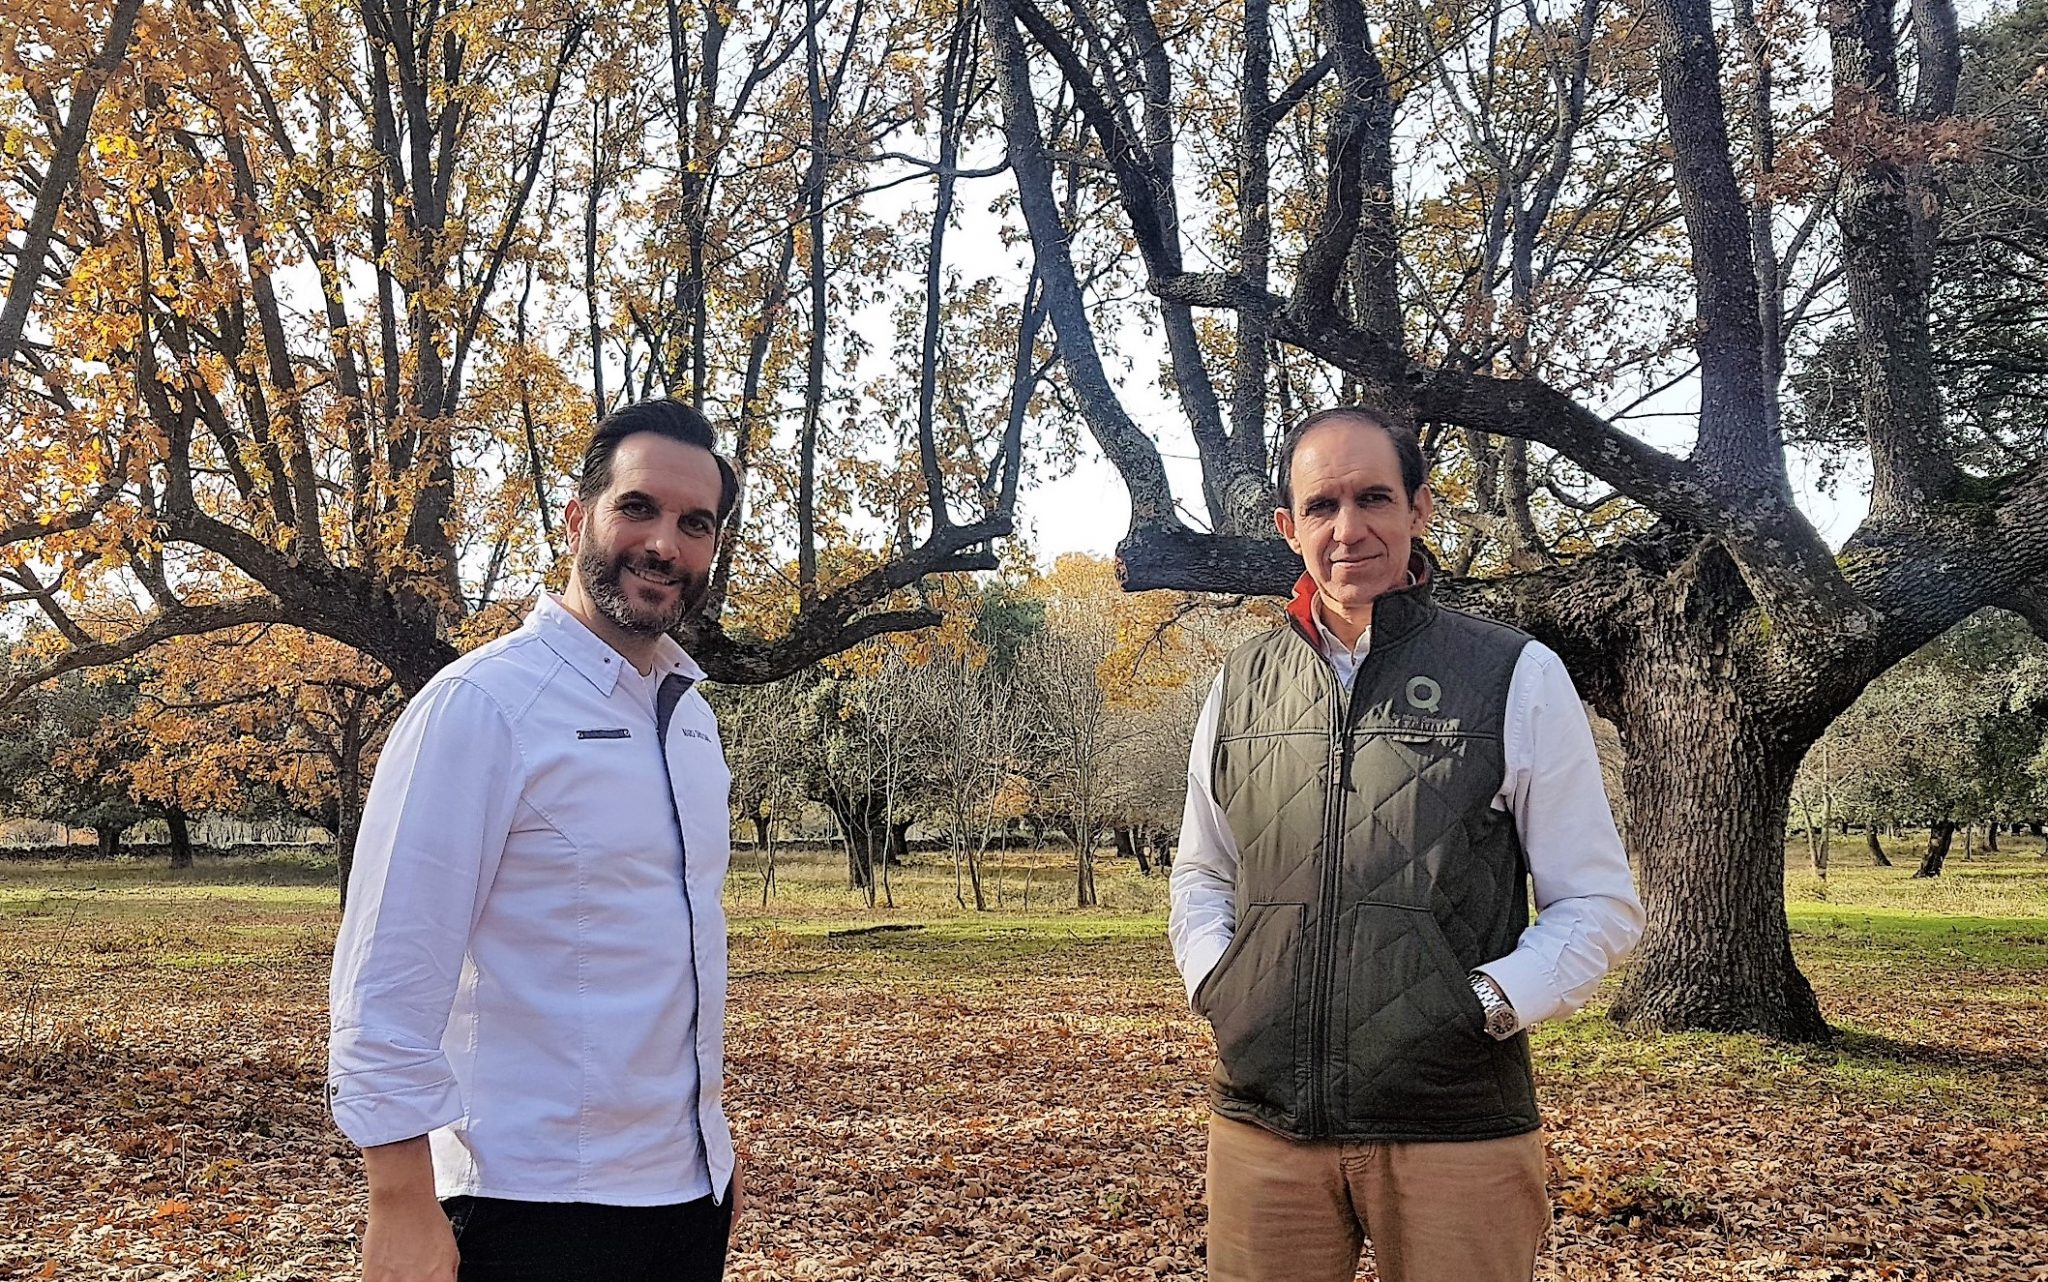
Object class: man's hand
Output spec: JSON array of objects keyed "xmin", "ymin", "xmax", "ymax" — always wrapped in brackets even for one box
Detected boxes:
[
  {"xmin": 361, "ymin": 1137, "xmax": 457, "ymax": 1282},
  {"xmin": 729, "ymin": 1157, "xmax": 745, "ymax": 1229}
]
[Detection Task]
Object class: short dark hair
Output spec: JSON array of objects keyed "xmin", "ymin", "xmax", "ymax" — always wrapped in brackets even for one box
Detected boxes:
[
  {"xmin": 1274, "ymin": 405, "xmax": 1427, "ymax": 510},
  {"xmin": 576, "ymin": 398, "xmax": 739, "ymax": 523}
]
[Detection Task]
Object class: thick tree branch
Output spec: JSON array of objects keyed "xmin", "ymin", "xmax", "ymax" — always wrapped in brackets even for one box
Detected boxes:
[
  {"xmin": 689, "ymin": 517, "xmax": 1011, "ymax": 683},
  {"xmin": 1646, "ymin": 0, "xmax": 1782, "ymax": 490},
  {"xmin": 1013, "ymin": 0, "xmax": 1235, "ymax": 527},
  {"xmin": 1155, "ymin": 270, "xmax": 1865, "ymax": 635},
  {"xmin": 984, "ymin": 0, "xmax": 1177, "ymax": 527}
]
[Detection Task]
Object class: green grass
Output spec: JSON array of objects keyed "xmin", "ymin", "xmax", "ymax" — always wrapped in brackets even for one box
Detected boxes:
[{"xmin": 6, "ymin": 839, "xmax": 2045, "ymax": 1057}]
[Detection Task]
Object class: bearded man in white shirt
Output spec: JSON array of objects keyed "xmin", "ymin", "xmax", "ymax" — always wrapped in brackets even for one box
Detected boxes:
[
  {"xmin": 329, "ymin": 399, "xmax": 744, "ymax": 1282},
  {"xmin": 1167, "ymin": 406, "xmax": 1644, "ymax": 1282}
]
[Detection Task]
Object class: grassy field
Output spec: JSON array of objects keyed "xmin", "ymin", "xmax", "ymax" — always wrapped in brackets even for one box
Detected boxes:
[{"xmin": 0, "ymin": 837, "xmax": 2043, "ymax": 1280}]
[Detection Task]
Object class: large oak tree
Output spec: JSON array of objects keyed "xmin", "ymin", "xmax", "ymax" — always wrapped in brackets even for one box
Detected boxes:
[{"xmin": 982, "ymin": 0, "xmax": 2048, "ymax": 1038}]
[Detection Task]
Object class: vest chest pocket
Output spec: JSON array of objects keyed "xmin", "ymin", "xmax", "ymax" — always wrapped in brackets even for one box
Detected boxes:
[{"xmin": 1353, "ymin": 729, "xmax": 1502, "ymax": 820}]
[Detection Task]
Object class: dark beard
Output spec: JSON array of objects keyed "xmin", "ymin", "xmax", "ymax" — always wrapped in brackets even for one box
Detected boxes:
[{"xmin": 578, "ymin": 545, "xmax": 708, "ymax": 637}]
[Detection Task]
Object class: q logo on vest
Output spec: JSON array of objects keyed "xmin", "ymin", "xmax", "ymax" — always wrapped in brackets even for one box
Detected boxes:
[{"xmin": 1405, "ymin": 676, "xmax": 1443, "ymax": 714}]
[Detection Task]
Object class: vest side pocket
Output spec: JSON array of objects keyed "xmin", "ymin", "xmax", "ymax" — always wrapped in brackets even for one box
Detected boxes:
[
  {"xmin": 1203, "ymin": 902, "xmax": 1307, "ymax": 1125},
  {"xmin": 1336, "ymin": 903, "xmax": 1507, "ymax": 1125}
]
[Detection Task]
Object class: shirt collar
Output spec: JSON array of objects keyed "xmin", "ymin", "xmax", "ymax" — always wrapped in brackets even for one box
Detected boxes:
[
  {"xmin": 527, "ymin": 592, "xmax": 704, "ymax": 696},
  {"xmin": 1311, "ymin": 598, "xmax": 1371, "ymax": 661}
]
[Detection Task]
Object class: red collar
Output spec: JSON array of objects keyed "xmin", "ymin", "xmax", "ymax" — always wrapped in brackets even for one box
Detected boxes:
[
  {"xmin": 1284, "ymin": 551, "xmax": 1435, "ymax": 646},
  {"xmin": 1285, "ymin": 572, "xmax": 1321, "ymax": 641}
]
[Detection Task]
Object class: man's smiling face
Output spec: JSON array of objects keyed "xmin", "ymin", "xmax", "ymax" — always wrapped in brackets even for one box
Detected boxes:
[
  {"xmin": 564, "ymin": 431, "xmax": 723, "ymax": 638},
  {"xmin": 1275, "ymin": 416, "xmax": 1433, "ymax": 625}
]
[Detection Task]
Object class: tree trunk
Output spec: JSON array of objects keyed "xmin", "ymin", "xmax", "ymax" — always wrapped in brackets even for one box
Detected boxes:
[
  {"xmin": 1961, "ymin": 824, "xmax": 1975, "ymax": 862},
  {"xmin": 165, "ymin": 806, "xmax": 193, "ymax": 869},
  {"xmin": 1133, "ymin": 826, "xmax": 1154, "ymax": 877},
  {"xmin": 966, "ymin": 838, "xmax": 988, "ymax": 912},
  {"xmin": 1866, "ymin": 827, "xmax": 1892, "ymax": 867},
  {"xmin": 1984, "ymin": 822, "xmax": 1998, "ymax": 853},
  {"xmin": 751, "ymin": 813, "xmax": 770, "ymax": 850},
  {"xmin": 1113, "ymin": 826, "xmax": 1136, "ymax": 862},
  {"xmin": 887, "ymin": 817, "xmax": 911, "ymax": 867},
  {"xmin": 1607, "ymin": 664, "xmax": 1828, "ymax": 1041},
  {"xmin": 830, "ymin": 801, "xmax": 876, "ymax": 891},
  {"xmin": 1074, "ymin": 815, "xmax": 1097, "ymax": 908},
  {"xmin": 95, "ymin": 824, "xmax": 123, "ymax": 859},
  {"xmin": 335, "ymin": 720, "xmax": 367, "ymax": 913},
  {"xmin": 1913, "ymin": 821, "xmax": 1955, "ymax": 878},
  {"xmin": 1152, "ymin": 830, "xmax": 1174, "ymax": 870}
]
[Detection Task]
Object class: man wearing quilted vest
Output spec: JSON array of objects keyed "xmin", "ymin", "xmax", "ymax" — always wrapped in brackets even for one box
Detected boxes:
[{"xmin": 1168, "ymin": 406, "xmax": 1644, "ymax": 1282}]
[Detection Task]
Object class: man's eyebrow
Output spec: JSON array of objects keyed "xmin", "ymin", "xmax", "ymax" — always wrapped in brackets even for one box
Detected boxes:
[{"xmin": 613, "ymin": 488, "xmax": 718, "ymax": 524}]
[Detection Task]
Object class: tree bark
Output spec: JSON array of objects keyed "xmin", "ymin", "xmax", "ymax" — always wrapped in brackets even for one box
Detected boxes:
[
  {"xmin": 1913, "ymin": 820, "xmax": 1955, "ymax": 878},
  {"xmin": 1607, "ymin": 654, "xmax": 1827, "ymax": 1040},
  {"xmin": 95, "ymin": 824, "xmax": 123, "ymax": 860},
  {"xmin": 1867, "ymin": 826, "xmax": 1892, "ymax": 867},
  {"xmin": 165, "ymin": 807, "xmax": 193, "ymax": 869}
]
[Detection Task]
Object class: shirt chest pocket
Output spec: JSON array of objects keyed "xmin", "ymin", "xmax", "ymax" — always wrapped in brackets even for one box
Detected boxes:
[{"xmin": 515, "ymin": 738, "xmax": 681, "ymax": 867}]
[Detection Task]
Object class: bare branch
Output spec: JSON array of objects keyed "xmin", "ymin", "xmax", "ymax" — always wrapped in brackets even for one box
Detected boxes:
[{"xmin": 0, "ymin": 597, "xmax": 291, "ymax": 709}]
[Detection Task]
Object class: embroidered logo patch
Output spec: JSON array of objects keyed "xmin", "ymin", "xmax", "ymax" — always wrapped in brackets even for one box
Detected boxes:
[
  {"xmin": 1405, "ymin": 676, "xmax": 1443, "ymax": 713},
  {"xmin": 577, "ymin": 728, "xmax": 631, "ymax": 740}
]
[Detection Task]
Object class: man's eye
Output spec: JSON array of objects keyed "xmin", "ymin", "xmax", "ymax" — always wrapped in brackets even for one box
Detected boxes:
[{"xmin": 684, "ymin": 516, "xmax": 714, "ymax": 537}]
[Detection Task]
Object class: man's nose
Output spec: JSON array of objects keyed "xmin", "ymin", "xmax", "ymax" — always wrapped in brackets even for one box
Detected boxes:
[
  {"xmin": 643, "ymin": 524, "xmax": 679, "ymax": 564},
  {"xmin": 1332, "ymin": 503, "xmax": 1369, "ymax": 546}
]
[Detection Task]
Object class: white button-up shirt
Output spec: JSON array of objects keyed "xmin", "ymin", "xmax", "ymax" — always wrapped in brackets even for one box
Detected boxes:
[
  {"xmin": 328, "ymin": 592, "xmax": 734, "ymax": 1205},
  {"xmin": 1169, "ymin": 605, "xmax": 1643, "ymax": 1033}
]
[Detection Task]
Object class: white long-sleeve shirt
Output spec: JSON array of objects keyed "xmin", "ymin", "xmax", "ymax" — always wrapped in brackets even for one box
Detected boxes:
[
  {"xmin": 1168, "ymin": 614, "xmax": 1642, "ymax": 1033},
  {"xmin": 328, "ymin": 592, "xmax": 735, "ymax": 1205}
]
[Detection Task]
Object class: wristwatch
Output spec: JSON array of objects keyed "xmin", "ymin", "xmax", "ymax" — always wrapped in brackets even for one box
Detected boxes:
[{"xmin": 1469, "ymin": 972, "xmax": 1519, "ymax": 1040}]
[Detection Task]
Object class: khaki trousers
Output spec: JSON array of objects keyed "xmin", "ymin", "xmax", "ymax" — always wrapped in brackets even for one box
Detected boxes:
[{"xmin": 1205, "ymin": 1113, "xmax": 1549, "ymax": 1282}]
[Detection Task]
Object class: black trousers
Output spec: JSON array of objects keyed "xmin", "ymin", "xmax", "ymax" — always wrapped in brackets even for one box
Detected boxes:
[{"xmin": 442, "ymin": 1192, "xmax": 732, "ymax": 1282}]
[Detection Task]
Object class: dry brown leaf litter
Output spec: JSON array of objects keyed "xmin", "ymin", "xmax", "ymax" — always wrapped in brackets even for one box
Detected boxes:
[{"xmin": 0, "ymin": 907, "xmax": 2043, "ymax": 1280}]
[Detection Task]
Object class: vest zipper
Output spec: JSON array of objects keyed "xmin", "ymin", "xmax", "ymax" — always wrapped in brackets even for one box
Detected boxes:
[{"xmin": 1309, "ymin": 665, "xmax": 1350, "ymax": 1137}]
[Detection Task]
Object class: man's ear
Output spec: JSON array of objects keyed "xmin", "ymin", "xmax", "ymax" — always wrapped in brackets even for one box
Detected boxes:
[
  {"xmin": 1275, "ymin": 505, "xmax": 1301, "ymax": 555},
  {"xmin": 564, "ymin": 497, "xmax": 585, "ymax": 553},
  {"xmin": 1410, "ymin": 484, "xmax": 1434, "ymax": 533}
]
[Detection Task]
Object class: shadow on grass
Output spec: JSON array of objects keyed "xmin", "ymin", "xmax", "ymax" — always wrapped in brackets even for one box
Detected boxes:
[{"xmin": 1831, "ymin": 1026, "xmax": 2048, "ymax": 1080}]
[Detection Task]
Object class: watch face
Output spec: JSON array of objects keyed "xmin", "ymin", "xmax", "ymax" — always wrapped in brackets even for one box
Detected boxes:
[{"xmin": 1486, "ymin": 1007, "xmax": 1518, "ymax": 1038}]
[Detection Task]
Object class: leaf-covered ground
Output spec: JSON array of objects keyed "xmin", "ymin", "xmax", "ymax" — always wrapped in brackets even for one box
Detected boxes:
[{"xmin": 1, "ymin": 847, "xmax": 2044, "ymax": 1281}]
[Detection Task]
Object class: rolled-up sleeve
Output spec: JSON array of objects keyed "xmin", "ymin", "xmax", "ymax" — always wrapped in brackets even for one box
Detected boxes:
[
  {"xmin": 1475, "ymin": 643, "xmax": 1644, "ymax": 1031},
  {"xmin": 1168, "ymin": 673, "xmax": 1239, "ymax": 1007},
  {"xmin": 327, "ymin": 676, "xmax": 525, "ymax": 1148}
]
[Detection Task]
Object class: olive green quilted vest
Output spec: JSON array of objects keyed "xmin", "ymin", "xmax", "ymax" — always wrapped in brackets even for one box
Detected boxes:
[{"xmin": 1197, "ymin": 580, "xmax": 1540, "ymax": 1142}]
